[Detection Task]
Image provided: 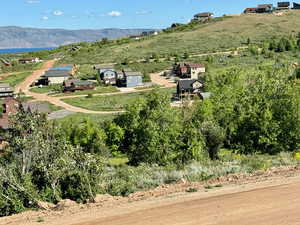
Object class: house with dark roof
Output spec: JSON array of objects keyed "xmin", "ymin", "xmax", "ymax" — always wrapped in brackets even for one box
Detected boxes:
[
  {"xmin": 193, "ymin": 12, "xmax": 214, "ymax": 21},
  {"xmin": 173, "ymin": 62, "xmax": 206, "ymax": 79},
  {"xmin": 19, "ymin": 57, "xmax": 40, "ymax": 64},
  {"xmin": 244, "ymin": 8, "xmax": 259, "ymax": 13},
  {"xmin": 177, "ymin": 79, "xmax": 204, "ymax": 98},
  {"xmin": 63, "ymin": 79, "xmax": 95, "ymax": 92},
  {"xmin": 277, "ymin": 2, "xmax": 290, "ymax": 9},
  {"xmin": 293, "ymin": 2, "xmax": 300, "ymax": 9},
  {"xmin": 0, "ymin": 83, "xmax": 14, "ymax": 98}
]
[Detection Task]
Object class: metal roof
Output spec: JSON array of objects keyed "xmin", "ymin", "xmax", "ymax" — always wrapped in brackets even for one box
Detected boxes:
[
  {"xmin": 125, "ymin": 71, "xmax": 143, "ymax": 77},
  {"xmin": 49, "ymin": 66, "xmax": 73, "ymax": 71},
  {"xmin": 44, "ymin": 70, "xmax": 70, "ymax": 77}
]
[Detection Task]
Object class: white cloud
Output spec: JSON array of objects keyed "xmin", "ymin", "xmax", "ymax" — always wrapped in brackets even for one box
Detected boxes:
[
  {"xmin": 26, "ymin": 0, "xmax": 40, "ymax": 3},
  {"xmin": 107, "ymin": 11, "xmax": 122, "ymax": 17},
  {"xmin": 53, "ymin": 10, "xmax": 64, "ymax": 16},
  {"xmin": 41, "ymin": 16, "xmax": 49, "ymax": 20},
  {"xmin": 136, "ymin": 10, "xmax": 152, "ymax": 15}
]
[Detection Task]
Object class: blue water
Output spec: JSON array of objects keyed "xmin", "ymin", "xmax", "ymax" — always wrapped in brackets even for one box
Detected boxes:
[{"xmin": 0, "ymin": 47, "xmax": 55, "ymax": 54}]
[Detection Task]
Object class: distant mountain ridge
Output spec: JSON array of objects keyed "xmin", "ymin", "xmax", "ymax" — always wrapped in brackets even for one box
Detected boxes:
[{"xmin": 0, "ymin": 26, "xmax": 153, "ymax": 49}]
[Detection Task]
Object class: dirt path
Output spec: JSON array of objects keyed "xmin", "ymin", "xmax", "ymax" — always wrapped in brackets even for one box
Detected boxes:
[
  {"xmin": 1, "ymin": 167, "xmax": 300, "ymax": 225},
  {"xmin": 80, "ymin": 180, "xmax": 300, "ymax": 225},
  {"xmin": 150, "ymin": 71, "xmax": 176, "ymax": 88}
]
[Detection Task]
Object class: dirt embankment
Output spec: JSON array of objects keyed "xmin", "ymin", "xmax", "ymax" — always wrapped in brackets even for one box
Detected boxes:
[{"xmin": 1, "ymin": 166, "xmax": 300, "ymax": 225}]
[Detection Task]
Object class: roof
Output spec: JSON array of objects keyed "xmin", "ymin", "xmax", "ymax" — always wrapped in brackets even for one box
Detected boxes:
[
  {"xmin": 0, "ymin": 83, "xmax": 13, "ymax": 92},
  {"xmin": 194, "ymin": 12, "xmax": 213, "ymax": 17},
  {"xmin": 177, "ymin": 79, "xmax": 203, "ymax": 91},
  {"xmin": 277, "ymin": 2, "xmax": 290, "ymax": 7},
  {"xmin": 125, "ymin": 71, "xmax": 143, "ymax": 77},
  {"xmin": 94, "ymin": 65, "xmax": 114, "ymax": 70},
  {"xmin": 21, "ymin": 102, "xmax": 50, "ymax": 114},
  {"xmin": 49, "ymin": 66, "xmax": 73, "ymax": 71},
  {"xmin": 257, "ymin": 4, "xmax": 273, "ymax": 8},
  {"xmin": 44, "ymin": 70, "xmax": 70, "ymax": 78},
  {"xmin": 64, "ymin": 79, "xmax": 94, "ymax": 87}
]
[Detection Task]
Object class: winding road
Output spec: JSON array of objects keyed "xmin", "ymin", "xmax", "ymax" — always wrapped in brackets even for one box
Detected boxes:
[{"xmin": 13, "ymin": 60, "xmax": 175, "ymax": 114}]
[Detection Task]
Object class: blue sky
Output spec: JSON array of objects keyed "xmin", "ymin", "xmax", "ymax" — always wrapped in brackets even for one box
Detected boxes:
[{"xmin": 1, "ymin": 0, "xmax": 281, "ymax": 30}]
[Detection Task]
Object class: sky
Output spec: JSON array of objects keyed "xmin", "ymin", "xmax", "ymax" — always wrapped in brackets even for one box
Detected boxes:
[{"xmin": 0, "ymin": 0, "xmax": 282, "ymax": 30}]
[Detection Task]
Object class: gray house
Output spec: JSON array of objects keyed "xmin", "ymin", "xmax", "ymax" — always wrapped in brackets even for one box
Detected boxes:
[{"xmin": 124, "ymin": 72, "xmax": 143, "ymax": 87}]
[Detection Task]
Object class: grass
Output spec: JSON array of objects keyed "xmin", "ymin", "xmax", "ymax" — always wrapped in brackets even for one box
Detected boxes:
[
  {"xmin": 52, "ymin": 85, "xmax": 119, "ymax": 97},
  {"xmin": 55, "ymin": 112, "xmax": 120, "ymax": 123},
  {"xmin": 58, "ymin": 11, "xmax": 300, "ymax": 64},
  {"xmin": 61, "ymin": 88, "xmax": 175, "ymax": 111},
  {"xmin": 0, "ymin": 72, "xmax": 32, "ymax": 87},
  {"xmin": 30, "ymin": 84, "xmax": 62, "ymax": 94}
]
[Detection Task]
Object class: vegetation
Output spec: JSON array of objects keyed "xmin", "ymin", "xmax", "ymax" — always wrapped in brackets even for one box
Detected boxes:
[
  {"xmin": 62, "ymin": 88, "xmax": 175, "ymax": 111},
  {"xmin": 0, "ymin": 72, "xmax": 32, "ymax": 87}
]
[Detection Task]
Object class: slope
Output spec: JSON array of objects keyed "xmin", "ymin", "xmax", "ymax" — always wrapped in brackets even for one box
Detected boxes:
[{"xmin": 60, "ymin": 11, "xmax": 300, "ymax": 64}]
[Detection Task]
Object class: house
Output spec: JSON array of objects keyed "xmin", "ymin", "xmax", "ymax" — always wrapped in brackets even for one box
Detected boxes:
[
  {"xmin": 21, "ymin": 102, "xmax": 50, "ymax": 114},
  {"xmin": 257, "ymin": 4, "xmax": 274, "ymax": 13},
  {"xmin": 63, "ymin": 79, "xmax": 95, "ymax": 92},
  {"xmin": 244, "ymin": 8, "xmax": 259, "ymax": 13},
  {"xmin": 193, "ymin": 12, "xmax": 214, "ymax": 21},
  {"xmin": 19, "ymin": 57, "xmax": 40, "ymax": 64},
  {"xmin": 277, "ymin": 2, "xmax": 290, "ymax": 9},
  {"xmin": 0, "ymin": 83, "xmax": 14, "ymax": 98},
  {"xmin": 177, "ymin": 79, "xmax": 204, "ymax": 98},
  {"xmin": 95, "ymin": 66, "xmax": 117, "ymax": 85},
  {"xmin": 42, "ymin": 70, "xmax": 71, "ymax": 84},
  {"xmin": 173, "ymin": 62, "xmax": 205, "ymax": 79},
  {"xmin": 0, "ymin": 97, "xmax": 20, "ymax": 129},
  {"xmin": 123, "ymin": 71, "xmax": 143, "ymax": 87},
  {"xmin": 293, "ymin": 2, "xmax": 300, "ymax": 9}
]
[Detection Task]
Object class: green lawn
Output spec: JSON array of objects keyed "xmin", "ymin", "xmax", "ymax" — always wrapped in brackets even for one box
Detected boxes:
[
  {"xmin": 30, "ymin": 84, "xmax": 62, "ymax": 94},
  {"xmin": 0, "ymin": 72, "xmax": 32, "ymax": 87},
  {"xmin": 62, "ymin": 88, "xmax": 175, "ymax": 111},
  {"xmin": 52, "ymin": 85, "xmax": 120, "ymax": 97},
  {"xmin": 56, "ymin": 112, "xmax": 120, "ymax": 123}
]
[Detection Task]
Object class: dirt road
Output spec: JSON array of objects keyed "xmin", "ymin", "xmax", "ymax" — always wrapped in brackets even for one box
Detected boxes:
[{"xmin": 74, "ymin": 180, "xmax": 300, "ymax": 225}]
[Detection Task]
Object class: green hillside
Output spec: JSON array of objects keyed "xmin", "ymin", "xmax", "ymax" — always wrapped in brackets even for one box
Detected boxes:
[{"xmin": 58, "ymin": 11, "xmax": 300, "ymax": 64}]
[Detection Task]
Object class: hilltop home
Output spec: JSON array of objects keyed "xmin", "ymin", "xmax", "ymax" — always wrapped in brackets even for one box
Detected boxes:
[
  {"xmin": 177, "ymin": 79, "xmax": 204, "ymax": 98},
  {"xmin": 293, "ymin": 2, "xmax": 300, "ymax": 9},
  {"xmin": 174, "ymin": 62, "xmax": 206, "ymax": 79},
  {"xmin": 0, "ymin": 83, "xmax": 14, "ymax": 98},
  {"xmin": 277, "ymin": 2, "xmax": 290, "ymax": 9},
  {"xmin": 43, "ymin": 70, "xmax": 71, "ymax": 85},
  {"xmin": 257, "ymin": 4, "xmax": 274, "ymax": 13},
  {"xmin": 95, "ymin": 66, "xmax": 117, "ymax": 85},
  {"xmin": 193, "ymin": 12, "xmax": 214, "ymax": 21},
  {"xmin": 244, "ymin": 8, "xmax": 259, "ymax": 13},
  {"xmin": 19, "ymin": 57, "xmax": 40, "ymax": 64},
  {"xmin": 63, "ymin": 79, "xmax": 95, "ymax": 92}
]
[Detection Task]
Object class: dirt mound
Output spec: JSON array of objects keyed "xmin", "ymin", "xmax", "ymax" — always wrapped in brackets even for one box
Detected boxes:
[{"xmin": 54, "ymin": 199, "xmax": 78, "ymax": 211}]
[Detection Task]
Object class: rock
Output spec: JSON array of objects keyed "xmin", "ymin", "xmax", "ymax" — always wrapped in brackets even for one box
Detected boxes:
[
  {"xmin": 93, "ymin": 194, "xmax": 114, "ymax": 203},
  {"xmin": 37, "ymin": 201, "xmax": 55, "ymax": 210},
  {"xmin": 177, "ymin": 178, "xmax": 187, "ymax": 184},
  {"xmin": 54, "ymin": 199, "xmax": 77, "ymax": 211}
]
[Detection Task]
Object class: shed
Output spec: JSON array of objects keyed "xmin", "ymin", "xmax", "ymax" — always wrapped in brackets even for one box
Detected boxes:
[
  {"xmin": 199, "ymin": 92, "xmax": 211, "ymax": 100},
  {"xmin": 125, "ymin": 72, "xmax": 143, "ymax": 87}
]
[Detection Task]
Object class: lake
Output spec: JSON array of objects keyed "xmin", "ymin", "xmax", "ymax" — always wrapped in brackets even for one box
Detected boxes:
[{"xmin": 0, "ymin": 47, "xmax": 55, "ymax": 54}]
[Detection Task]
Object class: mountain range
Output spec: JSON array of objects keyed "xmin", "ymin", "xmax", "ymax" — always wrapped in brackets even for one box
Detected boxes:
[{"xmin": 0, "ymin": 26, "xmax": 153, "ymax": 49}]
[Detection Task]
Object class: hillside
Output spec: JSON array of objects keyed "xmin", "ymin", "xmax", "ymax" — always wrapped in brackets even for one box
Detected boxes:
[
  {"xmin": 59, "ymin": 11, "xmax": 300, "ymax": 64},
  {"xmin": 0, "ymin": 26, "xmax": 152, "ymax": 49}
]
